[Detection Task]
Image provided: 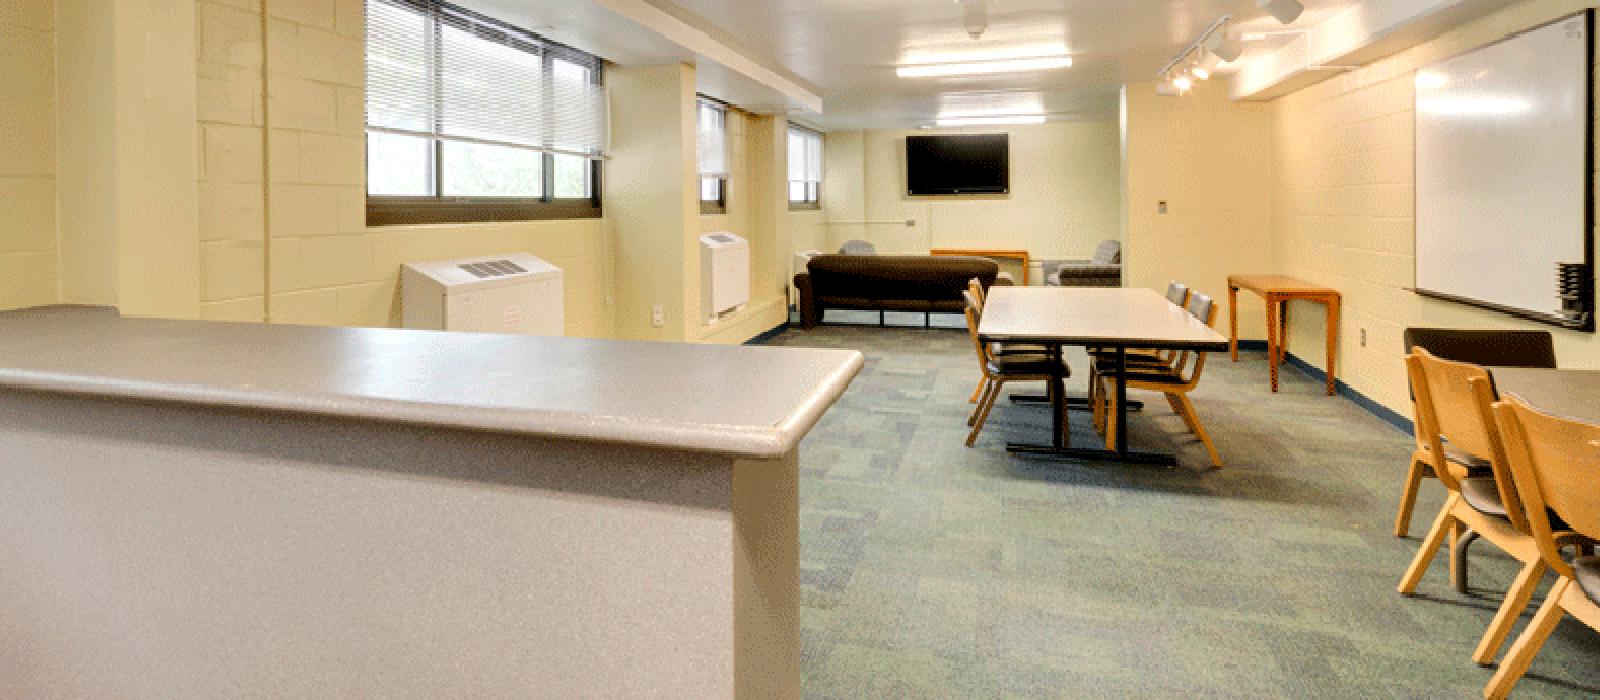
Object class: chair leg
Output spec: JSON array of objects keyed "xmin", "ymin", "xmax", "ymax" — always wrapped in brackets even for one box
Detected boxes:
[
  {"xmin": 1175, "ymin": 394, "xmax": 1221, "ymax": 468},
  {"xmin": 1473, "ymin": 559, "xmax": 1547, "ymax": 666},
  {"xmin": 1394, "ymin": 453, "xmax": 1429, "ymax": 537},
  {"xmin": 1166, "ymin": 393, "xmax": 1198, "ymax": 435},
  {"xmin": 969, "ymin": 375, "xmax": 986, "ymax": 404},
  {"xmin": 1453, "ymin": 527, "xmax": 1480, "ymax": 594},
  {"xmin": 1485, "ymin": 578, "xmax": 1570, "ymax": 700},
  {"xmin": 967, "ymin": 379, "xmax": 1003, "ymax": 447},
  {"xmin": 968, "ymin": 379, "xmax": 995, "ymax": 426},
  {"xmin": 1399, "ymin": 494, "xmax": 1459, "ymax": 594}
]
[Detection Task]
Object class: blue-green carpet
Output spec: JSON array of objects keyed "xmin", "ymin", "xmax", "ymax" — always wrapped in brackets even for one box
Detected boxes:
[{"xmin": 767, "ymin": 315, "xmax": 1600, "ymax": 699}]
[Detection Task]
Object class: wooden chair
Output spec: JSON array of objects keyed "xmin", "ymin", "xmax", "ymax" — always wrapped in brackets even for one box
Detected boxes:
[
  {"xmin": 1091, "ymin": 291, "xmax": 1222, "ymax": 467},
  {"xmin": 965, "ymin": 278, "xmax": 1049, "ymax": 404},
  {"xmin": 1397, "ymin": 348, "xmax": 1579, "ymax": 666},
  {"xmin": 1484, "ymin": 395, "xmax": 1600, "ymax": 699},
  {"xmin": 962, "ymin": 291, "xmax": 1067, "ymax": 447},
  {"xmin": 1395, "ymin": 329, "xmax": 1556, "ymax": 538}
]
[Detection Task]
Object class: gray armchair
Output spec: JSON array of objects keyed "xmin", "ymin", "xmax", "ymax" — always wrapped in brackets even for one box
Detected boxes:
[{"xmin": 1044, "ymin": 240, "xmax": 1121, "ymax": 287}]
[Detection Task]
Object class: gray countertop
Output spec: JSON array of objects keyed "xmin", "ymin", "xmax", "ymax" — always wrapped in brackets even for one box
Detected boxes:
[{"xmin": 0, "ymin": 307, "xmax": 863, "ymax": 459}]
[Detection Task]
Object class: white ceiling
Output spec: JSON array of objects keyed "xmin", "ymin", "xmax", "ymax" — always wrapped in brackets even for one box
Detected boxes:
[
  {"xmin": 646, "ymin": 0, "xmax": 1362, "ymax": 129},
  {"xmin": 459, "ymin": 0, "xmax": 1367, "ymax": 129}
]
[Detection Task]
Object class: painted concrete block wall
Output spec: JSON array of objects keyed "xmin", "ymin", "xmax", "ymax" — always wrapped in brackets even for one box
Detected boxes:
[
  {"xmin": 1270, "ymin": 0, "xmax": 1600, "ymax": 414},
  {"xmin": 0, "ymin": 0, "xmax": 56, "ymax": 311},
  {"xmin": 693, "ymin": 109, "xmax": 790, "ymax": 343},
  {"xmin": 188, "ymin": 0, "xmax": 616, "ymax": 338},
  {"xmin": 1123, "ymin": 80, "xmax": 1275, "ymax": 341},
  {"xmin": 820, "ymin": 122, "xmax": 1121, "ymax": 268}
]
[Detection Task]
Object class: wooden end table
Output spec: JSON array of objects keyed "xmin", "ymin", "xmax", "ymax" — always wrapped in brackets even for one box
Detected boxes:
[
  {"xmin": 1227, "ymin": 275, "xmax": 1341, "ymax": 395},
  {"xmin": 930, "ymin": 248, "xmax": 1031, "ymax": 285}
]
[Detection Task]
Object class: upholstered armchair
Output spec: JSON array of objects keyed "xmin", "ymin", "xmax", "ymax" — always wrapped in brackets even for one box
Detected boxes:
[{"xmin": 1043, "ymin": 240, "xmax": 1121, "ymax": 287}]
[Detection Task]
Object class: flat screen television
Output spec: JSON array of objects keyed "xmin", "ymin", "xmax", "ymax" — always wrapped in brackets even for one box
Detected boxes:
[{"xmin": 906, "ymin": 134, "xmax": 1009, "ymax": 196}]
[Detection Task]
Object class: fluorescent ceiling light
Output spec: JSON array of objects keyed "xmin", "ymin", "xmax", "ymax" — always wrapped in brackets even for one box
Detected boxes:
[
  {"xmin": 934, "ymin": 115, "xmax": 1047, "ymax": 127},
  {"xmin": 898, "ymin": 56, "xmax": 1073, "ymax": 78},
  {"xmin": 902, "ymin": 43, "xmax": 1070, "ymax": 65}
]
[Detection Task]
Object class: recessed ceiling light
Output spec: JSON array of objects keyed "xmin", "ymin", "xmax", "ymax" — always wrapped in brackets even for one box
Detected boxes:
[
  {"xmin": 898, "ymin": 56, "xmax": 1073, "ymax": 78},
  {"xmin": 934, "ymin": 115, "xmax": 1048, "ymax": 127}
]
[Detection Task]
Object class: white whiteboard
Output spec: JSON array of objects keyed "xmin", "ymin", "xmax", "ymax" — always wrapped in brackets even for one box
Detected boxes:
[{"xmin": 1414, "ymin": 12, "xmax": 1590, "ymax": 317}]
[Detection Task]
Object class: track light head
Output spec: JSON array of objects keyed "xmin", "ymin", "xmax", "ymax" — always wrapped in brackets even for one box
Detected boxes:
[
  {"xmin": 1193, "ymin": 52, "xmax": 1221, "ymax": 80},
  {"xmin": 1204, "ymin": 31, "xmax": 1243, "ymax": 62},
  {"xmin": 1257, "ymin": 0, "xmax": 1304, "ymax": 25},
  {"xmin": 1172, "ymin": 74, "xmax": 1193, "ymax": 92}
]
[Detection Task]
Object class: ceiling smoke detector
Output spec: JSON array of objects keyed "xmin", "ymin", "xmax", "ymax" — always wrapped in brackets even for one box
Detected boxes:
[{"xmin": 959, "ymin": 0, "xmax": 988, "ymax": 40}]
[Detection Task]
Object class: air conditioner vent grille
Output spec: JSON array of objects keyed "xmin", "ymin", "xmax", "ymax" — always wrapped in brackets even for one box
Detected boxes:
[{"xmin": 458, "ymin": 260, "xmax": 529, "ymax": 279}]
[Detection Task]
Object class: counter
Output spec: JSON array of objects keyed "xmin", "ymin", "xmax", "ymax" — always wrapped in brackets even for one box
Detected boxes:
[{"xmin": 0, "ymin": 307, "xmax": 861, "ymax": 698}]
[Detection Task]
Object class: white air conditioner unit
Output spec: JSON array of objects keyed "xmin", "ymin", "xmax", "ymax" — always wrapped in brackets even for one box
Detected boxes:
[
  {"xmin": 701, "ymin": 232, "xmax": 750, "ymax": 323},
  {"xmin": 401, "ymin": 253, "xmax": 563, "ymax": 336}
]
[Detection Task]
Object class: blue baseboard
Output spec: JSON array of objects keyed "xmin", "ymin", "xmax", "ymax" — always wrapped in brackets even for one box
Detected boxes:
[
  {"xmin": 743, "ymin": 322, "xmax": 790, "ymax": 346},
  {"xmin": 1282, "ymin": 353, "xmax": 1413, "ymax": 434},
  {"xmin": 1236, "ymin": 339, "xmax": 1268, "ymax": 352}
]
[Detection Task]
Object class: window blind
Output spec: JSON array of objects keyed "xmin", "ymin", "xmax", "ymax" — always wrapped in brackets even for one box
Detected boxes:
[
  {"xmin": 698, "ymin": 100, "xmax": 728, "ymax": 178},
  {"xmin": 788, "ymin": 126, "xmax": 822, "ymax": 184},
  {"xmin": 365, "ymin": 0, "xmax": 607, "ymax": 159}
]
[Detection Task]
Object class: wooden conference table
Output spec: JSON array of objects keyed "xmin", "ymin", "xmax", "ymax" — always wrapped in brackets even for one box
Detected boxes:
[
  {"xmin": 978, "ymin": 287, "xmax": 1229, "ymax": 465},
  {"xmin": 1491, "ymin": 367, "xmax": 1600, "ymax": 424}
]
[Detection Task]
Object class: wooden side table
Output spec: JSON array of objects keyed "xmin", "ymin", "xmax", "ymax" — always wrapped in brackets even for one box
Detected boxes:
[
  {"xmin": 930, "ymin": 248, "xmax": 1031, "ymax": 285},
  {"xmin": 1227, "ymin": 275, "xmax": 1341, "ymax": 395}
]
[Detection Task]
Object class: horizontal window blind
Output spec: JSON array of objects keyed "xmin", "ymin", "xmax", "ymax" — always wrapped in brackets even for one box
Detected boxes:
[
  {"xmin": 697, "ymin": 100, "xmax": 728, "ymax": 178},
  {"xmin": 788, "ymin": 126, "xmax": 822, "ymax": 184},
  {"xmin": 366, "ymin": 0, "xmax": 607, "ymax": 159}
]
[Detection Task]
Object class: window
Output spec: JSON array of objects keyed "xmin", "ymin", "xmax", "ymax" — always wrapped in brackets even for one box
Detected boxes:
[
  {"xmin": 787, "ymin": 125, "xmax": 822, "ymax": 210},
  {"xmin": 698, "ymin": 99, "xmax": 728, "ymax": 215},
  {"xmin": 365, "ymin": 0, "xmax": 606, "ymax": 225}
]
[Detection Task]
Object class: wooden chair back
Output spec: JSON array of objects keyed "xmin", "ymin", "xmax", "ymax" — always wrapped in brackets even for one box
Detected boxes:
[
  {"xmin": 1162, "ymin": 292, "xmax": 1218, "ymax": 388},
  {"xmin": 1409, "ymin": 348, "xmax": 1528, "ymax": 532},
  {"xmin": 968, "ymin": 278, "xmax": 986, "ymax": 310},
  {"xmin": 1166, "ymin": 281, "xmax": 1190, "ymax": 306},
  {"xmin": 961, "ymin": 291, "xmax": 992, "ymax": 370},
  {"xmin": 1493, "ymin": 394, "xmax": 1600, "ymax": 580}
]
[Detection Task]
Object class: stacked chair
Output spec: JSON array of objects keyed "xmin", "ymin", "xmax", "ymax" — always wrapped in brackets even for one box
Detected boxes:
[
  {"xmin": 961, "ymin": 282, "xmax": 1068, "ymax": 447},
  {"xmin": 1484, "ymin": 394, "xmax": 1600, "ymax": 698},
  {"xmin": 1394, "ymin": 329, "xmax": 1556, "ymax": 539},
  {"xmin": 1396, "ymin": 349, "xmax": 1590, "ymax": 666},
  {"xmin": 1088, "ymin": 282, "xmax": 1223, "ymax": 468}
]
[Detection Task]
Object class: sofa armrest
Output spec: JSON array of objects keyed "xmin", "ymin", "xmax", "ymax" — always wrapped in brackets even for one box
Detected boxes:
[{"xmin": 793, "ymin": 273, "xmax": 818, "ymax": 329}]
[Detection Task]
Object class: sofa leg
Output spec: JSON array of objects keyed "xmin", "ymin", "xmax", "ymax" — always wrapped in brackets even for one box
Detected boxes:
[
  {"xmin": 925, "ymin": 312, "xmax": 931, "ymax": 329},
  {"xmin": 879, "ymin": 310, "xmax": 885, "ymax": 327}
]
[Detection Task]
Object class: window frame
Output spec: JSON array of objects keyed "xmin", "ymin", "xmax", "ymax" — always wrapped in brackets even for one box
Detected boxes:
[
  {"xmin": 365, "ymin": 0, "xmax": 605, "ymax": 226},
  {"xmin": 787, "ymin": 124, "xmax": 822, "ymax": 211},
  {"xmin": 698, "ymin": 99, "xmax": 728, "ymax": 216}
]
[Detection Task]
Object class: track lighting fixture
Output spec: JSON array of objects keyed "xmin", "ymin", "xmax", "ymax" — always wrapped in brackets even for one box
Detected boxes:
[
  {"xmin": 1192, "ymin": 52, "xmax": 1221, "ymax": 80},
  {"xmin": 959, "ymin": 0, "xmax": 988, "ymax": 40},
  {"xmin": 1257, "ymin": 0, "xmax": 1304, "ymax": 25},
  {"xmin": 1204, "ymin": 32, "xmax": 1243, "ymax": 62}
]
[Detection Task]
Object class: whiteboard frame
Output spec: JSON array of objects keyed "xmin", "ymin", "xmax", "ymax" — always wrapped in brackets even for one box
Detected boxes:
[{"xmin": 1410, "ymin": 9, "xmax": 1596, "ymax": 333}]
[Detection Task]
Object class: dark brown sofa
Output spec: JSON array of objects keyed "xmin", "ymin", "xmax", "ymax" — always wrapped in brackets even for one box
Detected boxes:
[{"xmin": 793, "ymin": 254, "xmax": 1000, "ymax": 329}]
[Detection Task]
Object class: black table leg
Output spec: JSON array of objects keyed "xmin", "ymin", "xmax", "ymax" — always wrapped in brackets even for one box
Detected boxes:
[
  {"xmin": 1050, "ymin": 343, "xmax": 1065, "ymax": 449},
  {"xmin": 1004, "ymin": 342, "xmax": 1176, "ymax": 467}
]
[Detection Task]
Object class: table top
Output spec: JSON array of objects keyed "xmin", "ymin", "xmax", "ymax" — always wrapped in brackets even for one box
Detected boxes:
[
  {"xmin": 1491, "ymin": 367, "xmax": 1600, "ymax": 425},
  {"xmin": 978, "ymin": 287, "xmax": 1229, "ymax": 350},
  {"xmin": 1228, "ymin": 274, "xmax": 1340, "ymax": 295},
  {"xmin": 0, "ymin": 306, "xmax": 864, "ymax": 459}
]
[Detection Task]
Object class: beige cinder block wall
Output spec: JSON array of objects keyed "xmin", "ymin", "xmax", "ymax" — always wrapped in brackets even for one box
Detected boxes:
[
  {"xmin": 0, "ymin": 0, "xmax": 57, "ymax": 311},
  {"xmin": 816, "ymin": 122, "xmax": 1120, "ymax": 268},
  {"xmin": 1270, "ymin": 0, "xmax": 1600, "ymax": 415},
  {"xmin": 693, "ymin": 108, "xmax": 791, "ymax": 344},
  {"xmin": 186, "ymin": 0, "xmax": 616, "ymax": 337},
  {"xmin": 1122, "ymin": 79, "xmax": 1276, "ymax": 342}
]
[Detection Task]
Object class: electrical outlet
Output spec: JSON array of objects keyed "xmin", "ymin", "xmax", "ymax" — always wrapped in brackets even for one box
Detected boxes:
[
  {"xmin": 652, "ymin": 305, "xmax": 665, "ymax": 328},
  {"xmin": 905, "ymin": 219, "xmax": 916, "ymax": 227},
  {"xmin": 1158, "ymin": 201, "xmax": 1168, "ymax": 214},
  {"xmin": 1360, "ymin": 328, "xmax": 1367, "ymax": 348}
]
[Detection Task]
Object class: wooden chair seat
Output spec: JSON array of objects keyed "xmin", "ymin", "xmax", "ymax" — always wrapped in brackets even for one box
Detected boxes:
[{"xmin": 1459, "ymin": 477, "xmax": 1509, "ymax": 518}]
